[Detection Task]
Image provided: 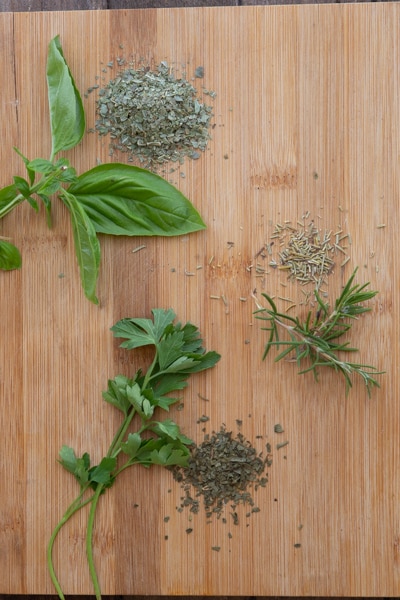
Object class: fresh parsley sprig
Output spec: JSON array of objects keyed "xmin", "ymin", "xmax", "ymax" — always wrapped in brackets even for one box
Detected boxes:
[
  {"xmin": 0, "ymin": 36, "xmax": 206, "ymax": 303},
  {"xmin": 47, "ymin": 309, "xmax": 220, "ymax": 600},
  {"xmin": 254, "ymin": 268, "xmax": 384, "ymax": 396}
]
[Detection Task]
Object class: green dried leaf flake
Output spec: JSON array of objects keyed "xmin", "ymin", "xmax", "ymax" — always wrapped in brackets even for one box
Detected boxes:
[{"xmin": 94, "ymin": 62, "xmax": 213, "ymax": 169}]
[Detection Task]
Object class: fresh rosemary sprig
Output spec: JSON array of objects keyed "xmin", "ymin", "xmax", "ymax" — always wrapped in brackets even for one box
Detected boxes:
[{"xmin": 254, "ymin": 268, "xmax": 384, "ymax": 396}]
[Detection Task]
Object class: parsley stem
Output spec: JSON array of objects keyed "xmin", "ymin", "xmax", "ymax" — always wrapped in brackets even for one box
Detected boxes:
[
  {"xmin": 108, "ymin": 407, "xmax": 137, "ymax": 458},
  {"xmin": 86, "ymin": 483, "xmax": 105, "ymax": 600},
  {"xmin": 47, "ymin": 488, "xmax": 94, "ymax": 599},
  {"xmin": 141, "ymin": 353, "xmax": 158, "ymax": 389}
]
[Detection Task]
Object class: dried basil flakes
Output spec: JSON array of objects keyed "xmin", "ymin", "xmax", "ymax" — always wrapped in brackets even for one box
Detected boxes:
[{"xmin": 94, "ymin": 62, "xmax": 214, "ymax": 168}]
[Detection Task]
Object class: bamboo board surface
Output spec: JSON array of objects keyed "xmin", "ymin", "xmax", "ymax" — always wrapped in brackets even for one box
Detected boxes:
[{"xmin": 0, "ymin": 4, "xmax": 399, "ymax": 596}]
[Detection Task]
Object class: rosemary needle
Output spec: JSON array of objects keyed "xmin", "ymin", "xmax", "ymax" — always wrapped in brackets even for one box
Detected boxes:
[{"xmin": 254, "ymin": 268, "xmax": 384, "ymax": 396}]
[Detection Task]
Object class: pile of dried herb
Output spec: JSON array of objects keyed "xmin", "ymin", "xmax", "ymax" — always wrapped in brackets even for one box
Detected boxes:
[
  {"xmin": 266, "ymin": 215, "xmax": 351, "ymax": 289},
  {"xmin": 94, "ymin": 62, "xmax": 214, "ymax": 169},
  {"xmin": 170, "ymin": 426, "xmax": 271, "ymax": 523}
]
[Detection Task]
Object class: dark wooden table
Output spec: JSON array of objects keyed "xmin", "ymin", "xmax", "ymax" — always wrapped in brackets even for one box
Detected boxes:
[
  {"xmin": 0, "ymin": 0, "xmax": 394, "ymax": 11},
  {"xmin": 0, "ymin": 1, "xmax": 394, "ymax": 599}
]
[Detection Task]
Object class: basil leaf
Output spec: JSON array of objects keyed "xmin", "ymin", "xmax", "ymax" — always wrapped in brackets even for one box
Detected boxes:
[
  {"xmin": 0, "ymin": 240, "xmax": 22, "ymax": 270},
  {"xmin": 14, "ymin": 147, "xmax": 35, "ymax": 185},
  {"xmin": 27, "ymin": 158, "xmax": 56, "ymax": 174},
  {"xmin": 68, "ymin": 163, "xmax": 206, "ymax": 236},
  {"xmin": 46, "ymin": 35, "xmax": 85, "ymax": 156},
  {"xmin": 38, "ymin": 194, "xmax": 52, "ymax": 228},
  {"xmin": 60, "ymin": 190, "xmax": 100, "ymax": 304},
  {"xmin": 13, "ymin": 176, "xmax": 31, "ymax": 199},
  {"xmin": 0, "ymin": 184, "xmax": 20, "ymax": 219}
]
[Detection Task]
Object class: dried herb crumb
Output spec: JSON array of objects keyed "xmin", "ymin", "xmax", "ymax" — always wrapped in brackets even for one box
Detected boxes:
[
  {"xmin": 195, "ymin": 66, "xmax": 205, "ymax": 78},
  {"xmin": 197, "ymin": 414, "xmax": 210, "ymax": 423},
  {"xmin": 170, "ymin": 425, "xmax": 270, "ymax": 524},
  {"xmin": 94, "ymin": 61, "xmax": 214, "ymax": 170},
  {"xmin": 276, "ymin": 441, "xmax": 289, "ymax": 450}
]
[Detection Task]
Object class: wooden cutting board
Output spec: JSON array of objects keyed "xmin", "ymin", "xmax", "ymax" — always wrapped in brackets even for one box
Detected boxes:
[{"xmin": 1, "ymin": 3, "xmax": 399, "ymax": 595}]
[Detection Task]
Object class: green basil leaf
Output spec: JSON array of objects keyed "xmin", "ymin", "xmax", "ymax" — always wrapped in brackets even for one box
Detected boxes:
[
  {"xmin": 58, "ymin": 167, "xmax": 78, "ymax": 184},
  {"xmin": 0, "ymin": 185, "xmax": 19, "ymax": 218},
  {"xmin": 0, "ymin": 240, "xmax": 22, "ymax": 270},
  {"xmin": 68, "ymin": 163, "xmax": 206, "ymax": 236},
  {"xmin": 38, "ymin": 178, "xmax": 62, "ymax": 196},
  {"xmin": 38, "ymin": 194, "xmax": 52, "ymax": 228},
  {"xmin": 60, "ymin": 190, "xmax": 100, "ymax": 304},
  {"xmin": 13, "ymin": 176, "xmax": 31, "ymax": 199},
  {"xmin": 46, "ymin": 35, "xmax": 85, "ymax": 156},
  {"xmin": 26, "ymin": 196, "xmax": 39, "ymax": 212},
  {"xmin": 14, "ymin": 147, "xmax": 35, "ymax": 185},
  {"xmin": 27, "ymin": 158, "xmax": 56, "ymax": 175}
]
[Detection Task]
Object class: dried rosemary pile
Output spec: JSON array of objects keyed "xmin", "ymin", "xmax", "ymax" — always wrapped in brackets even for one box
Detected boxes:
[
  {"xmin": 267, "ymin": 217, "xmax": 350, "ymax": 289},
  {"xmin": 170, "ymin": 426, "xmax": 271, "ymax": 524},
  {"xmin": 94, "ymin": 62, "xmax": 214, "ymax": 169}
]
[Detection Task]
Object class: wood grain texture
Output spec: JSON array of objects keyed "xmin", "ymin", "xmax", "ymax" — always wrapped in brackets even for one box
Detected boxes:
[
  {"xmin": 0, "ymin": 0, "xmax": 392, "ymax": 12},
  {"xmin": 0, "ymin": 4, "xmax": 399, "ymax": 596}
]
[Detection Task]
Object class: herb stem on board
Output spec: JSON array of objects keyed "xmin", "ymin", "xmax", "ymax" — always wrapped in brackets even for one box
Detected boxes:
[
  {"xmin": 254, "ymin": 268, "xmax": 384, "ymax": 396},
  {"xmin": 47, "ymin": 309, "xmax": 220, "ymax": 599}
]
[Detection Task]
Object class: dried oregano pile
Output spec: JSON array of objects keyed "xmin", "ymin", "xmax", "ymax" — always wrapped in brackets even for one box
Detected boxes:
[
  {"xmin": 170, "ymin": 425, "xmax": 272, "ymax": 524},
  {"xmin": 94, "ymin": 62, "xmax": 214, "ymax": 169}
]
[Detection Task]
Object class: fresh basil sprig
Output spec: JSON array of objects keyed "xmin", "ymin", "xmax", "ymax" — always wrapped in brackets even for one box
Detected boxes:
[
  {"xmin": 47, "ymin": 309, "xmax": 220, "ymax": 599},
  {"xmin": 0, "ymin": 36, "xmax": 206, "ymax": 303}
]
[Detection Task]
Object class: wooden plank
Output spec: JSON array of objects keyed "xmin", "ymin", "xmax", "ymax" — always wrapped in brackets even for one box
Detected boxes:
[
  {"xmin": 0, "ymin": 4, "xmax": 399, "ymax": 596},
  {"xmin": 0, "ymin": 0, "xmax": 388, "ymax": 12}
]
